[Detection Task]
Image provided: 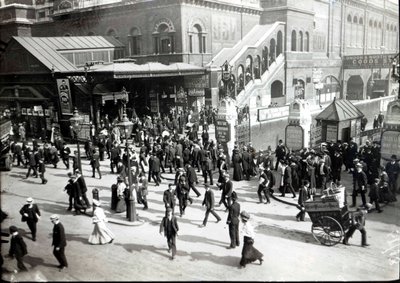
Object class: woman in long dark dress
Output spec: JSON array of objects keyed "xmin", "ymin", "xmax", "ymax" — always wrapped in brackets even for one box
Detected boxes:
[
  {"xmin": 239, "ymin": 211, "xmax": 263, "ymax": 268},
  {"xmin": 232, "ymin": 148, "xmax": 243, "ymax": 181}
]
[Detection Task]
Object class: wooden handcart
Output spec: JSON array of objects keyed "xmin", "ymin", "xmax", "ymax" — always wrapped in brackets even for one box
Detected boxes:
[{"xmin": 304, "ymin": 185, "xmax": 351, "ymax": 246}]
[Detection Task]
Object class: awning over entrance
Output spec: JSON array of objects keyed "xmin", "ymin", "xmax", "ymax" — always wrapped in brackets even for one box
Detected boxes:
[
  {"xmin": 315, "ymin": 98, "xmax": 364, "ymax": 121},
  {"xmin": 93, "ymin": 62, "xmax": 205, "ymax": 78}
]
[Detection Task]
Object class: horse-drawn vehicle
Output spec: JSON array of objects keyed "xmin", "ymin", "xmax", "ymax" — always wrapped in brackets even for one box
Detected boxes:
[{"xmin": 304, "ymin": 185, "xmax": 352, "ymax": 246}]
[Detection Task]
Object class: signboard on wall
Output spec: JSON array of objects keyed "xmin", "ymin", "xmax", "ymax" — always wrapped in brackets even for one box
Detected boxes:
[
  {"xmin": 184, "ymin": 75, "xmax": 208, "ymax": 89},
  {"xmin": 216, "ymin": 119, "xmax": 231, "ymax": 143},
  {"xmin": 380, "ymin": 130, "xmax": 400, "ymax": 162},
  {"xmin": 343, "ymin": 53, "xmax": 397, "ymax": 69},
  {"xmin": 57, "ymin": 79, "xmax": 73, "ymax": 115},
  {"xmin": 310, "ymin": 124, "xmax": 322, "ymax": 146},
  {"xmin": 326, "ymin": 124, "xmax": 338, "ymax": 142},
  {"xmin": 187, "ymin": 88, "xmax": 205, "ymax": 97},
  {"xmin": 285, "ymin": 125, "xmax": 304, "ymax": 151}
]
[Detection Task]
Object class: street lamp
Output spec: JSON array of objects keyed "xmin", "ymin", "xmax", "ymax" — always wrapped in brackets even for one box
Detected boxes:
[
  {"xmin": 69, "ymin": 108, "xmax": 83, "ymax": 173},
  {"xmin": 116, "ymin": 87, "xmax": 136, "ymax": 222},
  {"xmin": 221, "ymin": 60, "xmax": 233, "ymax": 99}
]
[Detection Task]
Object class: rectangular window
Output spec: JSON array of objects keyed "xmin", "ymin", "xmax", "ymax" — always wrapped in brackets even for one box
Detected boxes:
[
  {"xmin": 38, "ymin": 11, "xmax": 46, "ymax": 18},
  {"xmin": 92, "ymin": 51, "xmax": 108, "ymax": 62},
  {"xmin": 189, "ymin": 35, "xmax": 193, "ymax": 53}
]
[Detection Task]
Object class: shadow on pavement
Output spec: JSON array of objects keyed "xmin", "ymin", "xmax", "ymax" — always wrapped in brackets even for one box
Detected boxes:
[
  {"xmin": 37, "ymin": 202, "xmax": 72, "ymax": 217},
  {"xmin": 257, "ymin": 212, "xmax": 298, "ymax": 222},
  {"xmin": 178, "ymin": 234, "xmax": 227, "ymax": 248},
  {"xmin": 24, "ymin": 255, "xmax": 55, "ymax": 269},
  {"xmin": 114, "ymin": 242, "xmax": 170, "ymax": 259},
  {"xmin": 256, "ymin": 223, "xmax": 318, "ymax": 245},
  {"xmin": 66, "ymin": 233, "xmax": 90, "ymax": 245}
]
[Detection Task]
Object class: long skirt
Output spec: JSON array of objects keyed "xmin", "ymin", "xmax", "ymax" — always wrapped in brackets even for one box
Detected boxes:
[
  {"xmin": 240, "ymin": 236, "xmax": 263, "ymax": 267},
  {"xmin": 88, "ymin": 221, "xmax": 115, "ymax": 245},
  {"xmin": 115, "ymin": 197, "xmax": 126, "ymax": 213}
]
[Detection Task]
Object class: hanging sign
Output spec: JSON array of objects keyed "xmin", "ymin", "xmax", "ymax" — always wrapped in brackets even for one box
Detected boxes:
[{"xmin": 57, "ymin": 79, "xmax": 73, "ymax": 115}]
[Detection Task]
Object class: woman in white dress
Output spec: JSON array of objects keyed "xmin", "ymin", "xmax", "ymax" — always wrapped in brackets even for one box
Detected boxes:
[{"xmin": 88, "ymin": 200, "xmax": 115, "ymax": 245}]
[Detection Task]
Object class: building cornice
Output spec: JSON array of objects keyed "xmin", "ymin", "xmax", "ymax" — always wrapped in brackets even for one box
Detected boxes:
[{"xmin": 262, "ymin": 6, "xmax": 315, "ymax": 17}]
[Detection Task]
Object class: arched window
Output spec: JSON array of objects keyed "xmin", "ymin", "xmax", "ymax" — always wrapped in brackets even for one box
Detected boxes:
[
  {"xmin": 269, "ymin": 38, "xmax": 276, "ymax": 64},
  {"xmin": 359, "ymin": 17, "xmax": 363, "ymax": 25},
  {"xmin": 374, "ymin": 21, "xmax": 377, "ymax": 28},
  {"xmin": 353, "ymin": 16, "xmax": 358, "ymax": 24},
  {"xmin": 291, "ymin": 30, "xmax": 297, "ymax": 51},
  {"xmin": 153, "ymin": 19, "xmax": 176, "ymax": 54},
  {"xmin": 262, "ymin": 46, "xmax": 268, "ymax": 74},
  {"xmin": 390, "ymin": 24, "xmax": 393, "ymax": 31},
  {"xmin": 128, "ymin": 27, "xmax": 141, "ymax": 55},
  {"xmin": 347, "ymin": 15, "xmax": 352, "ymax": 22},
  {"xmin": 237, "ymin": 65, "xmax": 245, "ymax": 93},
  {"xmin": 245, "ymin": 56, "xmax": 253, "ymax": 85},
  {"xmin": 299, "ymin": 31, "xmax": 303, "ymax": 51},
  {"xmin": 271, "ymin": 81, "xmax": 284, "ymax": 98},
  {"xmin": 295, "ymin": 79, "xmax": 305, "ymax": 99},
  {"xmin": 378, "ymin": 22, "xmax": 382, "ymax": 29},
  {"xmin": 305, "ymin": 32, "xmax": 310, "ymax": 52},
  {"xmin": 254, "ymin": 55, "xmax": 261, "ymax": 79},
  {"xmin": 277, "ymin": 31, "xmax": 283, "ymax": 56},
  {"xmin": 189, "ymin": 24, "xmax": 205, "ymax": 53}
]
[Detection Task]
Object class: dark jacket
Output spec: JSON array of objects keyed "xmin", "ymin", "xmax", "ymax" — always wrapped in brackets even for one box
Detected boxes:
[
  {"xmin": 52, "ymin": 222, "xmax": 67, "ymax": 248},
  {"xmin": 186, "ymin": 166, "xmax": 198, "ymax": 183},
  {"xmin": 202, "ymin": 189, "xmax": 215, "ymax": 209},
  {"xmin": 160, "ymin": 216, "xmax": 179, "ymax": 237},
  {"xmin": 227, "ymin": 201, "xmax": 240, "ymax": 225},
  {"xmin": 350, "ymin": 210, "xmax": 366, "ymax": 230},
  {"xmin": 19, "ymin": 203, "xmax": 41, "ymax": 223},
  {"xmin": 91, "ymin": 153, "xmax": 100, "ymax": 168},
  {"xmin": 163, "ymin": 189, "xmax": 176, "ymax": 208},
  {"xmin": 9, "ymin": 234, "xmax": 28, "ymax": 257}
]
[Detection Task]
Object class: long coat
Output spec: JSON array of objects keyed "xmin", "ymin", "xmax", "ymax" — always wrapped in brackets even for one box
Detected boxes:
[
  {"xmin": 9, "ymin": 234, "xmax": 28, "ymax": 257},
  {"xmin": 159, "ymin": 216, "xmax": 179, "ymax": 237},
  {"xmin": 202, "ymin": 189, "xmax": 216, "ymax": 209},
  {"xmin": 52, "ymin": 222, "xmax": 67, "ymax": 248}
]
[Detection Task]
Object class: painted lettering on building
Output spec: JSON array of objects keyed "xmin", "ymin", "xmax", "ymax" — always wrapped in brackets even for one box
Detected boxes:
[{"xmin": 212, "ymin": 15, "xmax": 237, "ymax": 42}]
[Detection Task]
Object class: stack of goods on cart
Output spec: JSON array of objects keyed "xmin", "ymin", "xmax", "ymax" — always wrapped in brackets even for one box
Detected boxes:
[{"xmin": 321, "ymin": 183, "xmax": 346, "ymax": 208}]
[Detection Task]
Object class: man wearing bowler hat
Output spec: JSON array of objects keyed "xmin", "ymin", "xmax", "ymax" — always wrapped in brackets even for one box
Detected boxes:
[
  {"xmin": 226, "ymin": 191, "xmax": 240, "ymax": 249},
  {"xmin": 50, "ymin": 214, "xmax": 68, "ymax": 271},
  {"xmin": 201, "ymin": 184, "xmax": 221, "ymax": 227},
  {"xmin": 352, "ymin": 163, "xmax": 368, "ymax": 208},
  {"xmin": 385, "ymin": 154, "xmax": 400, "ymax": 195}
]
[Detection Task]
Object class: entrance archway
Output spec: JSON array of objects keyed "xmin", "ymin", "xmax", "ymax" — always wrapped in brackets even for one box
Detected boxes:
[{"xmin": 346, "ymin": 75, "xmax": 364, "ymax": 100}]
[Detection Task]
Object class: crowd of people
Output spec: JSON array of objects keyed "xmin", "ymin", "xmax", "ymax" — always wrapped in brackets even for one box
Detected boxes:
[{"xmin": 2, "ymin": 108, "xmax": 400, "ymax": 273}]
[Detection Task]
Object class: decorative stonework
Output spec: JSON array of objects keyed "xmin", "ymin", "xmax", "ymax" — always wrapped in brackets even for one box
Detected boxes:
[{"xmin": 153, "ymin": 17, "xmax": 176, "ymax": 34}]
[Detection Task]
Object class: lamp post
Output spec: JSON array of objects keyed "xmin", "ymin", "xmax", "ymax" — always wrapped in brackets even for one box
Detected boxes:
[
  {"xmin": 69, "ymin": 108, "xmax": 83, "ymax": 173},
  {"xmin": 117, "ymin": 87, "xmax": 136, "ymax": 222},
  {"xmin": 221, "ymin": 60, "xmax": 233, "ymax": 99}
]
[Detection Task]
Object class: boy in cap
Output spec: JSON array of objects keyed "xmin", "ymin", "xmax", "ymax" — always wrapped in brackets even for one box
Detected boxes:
[
  {"xmin": 50, "ymin": 214, "xmax": 68, "ymax": 271},
  {"xmin": 369, "ymin": 178, "xmax": 383, "ymax": 213},
  {"xmin": 351, "ymin": 163, "xmax": 368, "ymax": 208},
  {"xmin": 19, "ymin": 197, "xmax": 41, "ymax": 241},
  {"xmin": 343, "ymin": 206, "xmax": 370, "ymax": 247},
  {"xmin": 8, "ymin": 226, "xmax": 28, "ymax": 272}
]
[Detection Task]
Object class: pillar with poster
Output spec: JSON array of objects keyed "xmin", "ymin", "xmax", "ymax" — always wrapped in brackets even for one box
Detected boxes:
[
  {"xmin": 285, "ymin": 99, "xmax": 311, "ymax": 151},
  {"xmin": 215, "ymin": 97, "xmax": 237, "ymax": 165}
]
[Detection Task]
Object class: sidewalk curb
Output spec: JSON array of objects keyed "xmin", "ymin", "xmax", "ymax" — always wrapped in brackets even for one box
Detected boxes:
[
  {"xmin": 271, "ymin": 193, "xmax": 300, "ymax": 209},
  {"xmin": 107, "ymin": 218, "xmax": 146, "ymax": 226}
]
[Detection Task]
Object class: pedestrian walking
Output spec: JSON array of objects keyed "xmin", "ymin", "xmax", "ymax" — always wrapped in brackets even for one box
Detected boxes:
[
  {"xmin": 137, "ymin": 172, "xmax": 149, "ymax": 210},
  {"xmin": 351, "ymin": 163, "xmax": 368, "ymax": 208},
  {"xmin": 274, "ymin": 139, "xmax": 287, "ymax": 170},
  {"xmin": 88, "ymin": 200, "xmax": 115, "ymax": 245},
  {"xmin": 50, "ymin": 214, "xmax": 68, "ymax": 271},
  {"xmin": 90, "ymin": 149, "xmax": 102, "ymax": 179},
  {"xmin": 61, "ymin": 143, "xmax": 71, "ymax": 169},
  {"xmin": 19, "ymin": 197, "xmax": 41, "ymax": 241},
  {"xmin": 115, "ymin": 176, "xmax": 127, "ymax": 213},
  {"xmin": 160, "ymin": 207, "xmax": 179, "ymax": 260},
  {"xmin": 226, "ymin": 191, "xmax": 240, "ymax": 249},
  {"xmin": 25, "ymin": 149, "xmax": 38, "ymax": 179},
  {"xmin": 218, "ymin": 173, "xmax": 233, "ymax": 210},
  {"xmin": 64, "ymin": 173, "xmax": 75, "ymax": 211},
  {"xmin": 163, "ymin": 183, "xmax": 176, "ymax": 214},
  {"xmin": 342, "ymin": 206, "xmax": 371, "ymax": 247},
  {"xmin": 37, "ymin": 157, "xmax": 47, "ymax": 184},
  {"xmin": 201, "ymin": 184, "xmax": 221, "ymax": 227},
  {"xmin": 75, "ymin": 170, "xmax": 91, "ymax": 208},
  {"xmin": 368, "ymin": 178, "xmax": 383, "ymax": 213},
  {"xmin": 8, "ymin": 226, "xmax": 28, "ymax": 272},
  {"xmin": 185, "ymin": 164, "xmax": 201, "ymax": 198},
  {"xmin": 239, "ymin": 211, "xmax": 263, "ymax": 268},
  {"xmin": 176, "ymin": 175, "xmax": 191, "ymax": 217},
  {"xmin": 296, "ymin": 180, "xmax": 311, "ymax": 221},
  {"xmin": 257, "ymin": 165, "xmax": 271, "ymax": 204}
]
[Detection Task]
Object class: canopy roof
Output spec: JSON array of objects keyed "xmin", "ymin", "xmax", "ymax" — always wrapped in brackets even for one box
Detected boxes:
[
  {"xmin": 12, "ymin": 36, "xmax": 124, "ymax": 73},
  {"xmin": 93, "ymin": 62, "xmax": 205, "ymax": 78},
  {"xmin": 315, "ymin": 98, "xmax": 364, "ymax": 121}
]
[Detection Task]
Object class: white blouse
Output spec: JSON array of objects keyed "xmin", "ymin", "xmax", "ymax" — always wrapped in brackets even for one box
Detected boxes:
[{"xmin": 241, "ymin": 221, "xmax": 255, "ymax": 239}]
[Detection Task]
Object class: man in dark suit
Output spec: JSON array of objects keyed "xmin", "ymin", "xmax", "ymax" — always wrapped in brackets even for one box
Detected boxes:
[
  {"xmin": 241, "ymin": 146, "xmax": 252, "ymax": 181},
  {"xmin": 110, "ymin": 142, "xmax": 121, "ymax": 174},
  {"xmin": 226, "ymin": 191, "xmax": 240, "ymax": 249},
  {"xmin": 343, "ymin": 207, "xmax": 370, "ymax": 247},
  {"xmin": 75, "ymin": 170, "xmax": 91, "ymax": 208},
  {"xmin": 25, "ymin": 149, "xmax": 38, "ymax": 179},
  {"xmin": 90, "ymin": 149, "xmax": 102, "ymax": 179},
  {"xmin": 160, "ymin": 208, "xmax": 179, "ymax": 260},
  {"xmin": 8, "ymin": 226, "xmax": 28, "ymax": 272},
  {"xmin": 50, "ymin": 214, "xmax": 68, "ymax": 271},
  {"xmin": 352, "ymin": 163, "xmax": 368, "ymax": 207},
  {"xmin": 185, "ymin": 164, "xmax": 201, "ymax": 197},
  {"xmin": 176, "ymin": 176, "xmax": 192, "ymax": 217},
  {"xmin": 275, "ymin": 139, "xmax": 287, "ymax": 170},
  {"xmin": 61, "ymin": 143, "xmax": 71, "ymax": 169},
  {"xmin": 219, "ymin": 173, "xmax": 233, "ymax": 210},
  {"xmin": 280, "ymin": 161, "xmax": 296, "ymax": 198},
  {"xmin": 163, "ymin": 184, "xmax": 176, "ymax": 214},
  {"xmin": 19, "ymin": 197, "xmax": 41, "ymax": 241},
  {"xmin": 150, "ymin": 152, "xmax": 161, "ymax": 186},
  {"xmin": 13, "ymin": 142, "xmax": 23, "ymax": 166},
  {"xmin": 201, "ymin": 184, "xmax": 221, "ymax": 227}
]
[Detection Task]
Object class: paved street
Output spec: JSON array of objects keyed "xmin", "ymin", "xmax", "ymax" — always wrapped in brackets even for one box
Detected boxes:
[{"xmin": 1, "ymin": 142, "xmax": 399, "ymax": 281}]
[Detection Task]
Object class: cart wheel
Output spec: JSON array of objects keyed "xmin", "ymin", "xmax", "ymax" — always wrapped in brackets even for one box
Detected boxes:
[{"xmin": 311, "ymin": 216, "xmax": 343, "ymax": 246}]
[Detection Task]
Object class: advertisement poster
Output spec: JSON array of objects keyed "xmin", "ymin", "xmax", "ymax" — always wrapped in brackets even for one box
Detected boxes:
[{"xmin": 57, "ymin": 78, "xmax": 73, "ymax": 115}]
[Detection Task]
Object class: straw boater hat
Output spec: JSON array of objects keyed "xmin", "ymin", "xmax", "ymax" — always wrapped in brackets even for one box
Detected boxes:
[
  {"xmin": 50, "ymin": 214, "xmax": 59, "ymax": 220},
  {"xmin": 26, "ymin": 197, "xmax": 33, "ymax": 203},
  {"xmin": 240, "ymin": 211, "xmax": 250, "ymax": 221}
]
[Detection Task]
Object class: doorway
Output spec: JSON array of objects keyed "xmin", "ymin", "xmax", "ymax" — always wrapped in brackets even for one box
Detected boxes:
[{"xmin": 342, "ymin": 127, "xmax": 350, "ymax": 143}]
